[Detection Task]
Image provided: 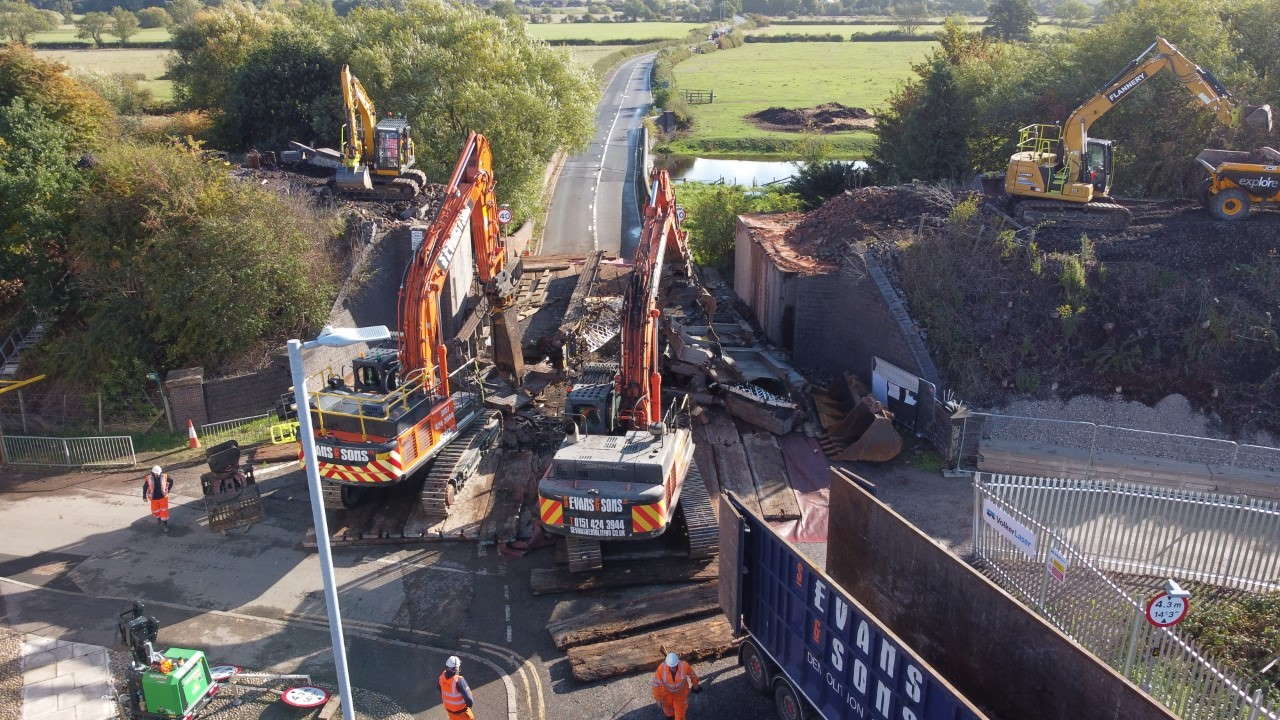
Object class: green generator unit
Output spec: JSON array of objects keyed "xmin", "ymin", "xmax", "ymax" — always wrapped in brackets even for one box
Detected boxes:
[
  {"xmin": 119, "ymin": 603, "xmax": 219, "ymax": 720},
  {"xmin": 139, "ymin": 649, "xmax": 214, "ymax": 718}
]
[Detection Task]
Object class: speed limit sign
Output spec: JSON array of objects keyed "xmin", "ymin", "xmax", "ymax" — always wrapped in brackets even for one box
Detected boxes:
[
  {"xmin": 497, "ymin": 207, "xmax": 513, "ymax": 224},
  {"xmin": 675, "ymin": 205, "xmax": 687, "ymax": 222},
  {"xmin": 1145, "ymin": 591, "xmax": 1189, "ymax": 627}
]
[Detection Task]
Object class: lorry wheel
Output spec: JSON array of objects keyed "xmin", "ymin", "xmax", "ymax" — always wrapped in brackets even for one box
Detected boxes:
[
  {"xmin": 773, "ymin": 680, "xmax": 808, "ymax": 720},
  {"xmin": 1209, "ymin": 187, "xmax": 1252, "ymax": 221},
  {"xmin": 739, "ymin": 641, "xmax": 771, "ymax": 694}
]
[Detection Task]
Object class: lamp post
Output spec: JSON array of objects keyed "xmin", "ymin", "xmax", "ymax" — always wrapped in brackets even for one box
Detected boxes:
[{"xmin": 287, "ymin": 325, "xmax": 392, "ymax": 720}]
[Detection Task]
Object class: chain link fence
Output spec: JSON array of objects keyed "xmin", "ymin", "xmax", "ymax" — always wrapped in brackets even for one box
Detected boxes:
[
  {"xmin": 949, "ymin": 412, "xmax": 1280, "ymax": 496},
  {"xmin": 973, "ymin": 472, "xmax": 1280, "ymax": 719},
  {"xmin": 0, "ymin": 389, "xmax": 166, "ymax": 437}
]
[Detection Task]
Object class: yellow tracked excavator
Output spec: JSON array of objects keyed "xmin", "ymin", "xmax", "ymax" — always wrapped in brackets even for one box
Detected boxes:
[
  {"xmin": 334, "ymin": 64, "xmax": 427, "ymax": 199},
  {"xmin": 1004, "ymin": 37, "xmax": 1272, "ymax": 231}
]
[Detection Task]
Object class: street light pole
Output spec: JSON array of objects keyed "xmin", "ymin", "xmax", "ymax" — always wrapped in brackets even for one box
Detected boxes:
[{"xmin": 286, "ymin": 325, "xmax": 390, "ymax": 720}]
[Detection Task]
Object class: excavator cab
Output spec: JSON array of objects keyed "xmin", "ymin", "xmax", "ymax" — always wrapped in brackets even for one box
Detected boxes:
[
  {"xmin": 373, "ymin": 118, "xmax": 414, "ymax": 175},
  {"xmin": 1083, "ymin": 138, "xmax": 1114, "ymax": 196},
  {"xmin": 352, "ymin": 349, "xmax": 401, "ymax": 394}
]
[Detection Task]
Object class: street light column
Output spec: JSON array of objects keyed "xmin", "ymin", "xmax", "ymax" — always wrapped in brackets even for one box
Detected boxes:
[{"xmin": 287, "ymin": 339, "xmax": 357, "ymax": 720}]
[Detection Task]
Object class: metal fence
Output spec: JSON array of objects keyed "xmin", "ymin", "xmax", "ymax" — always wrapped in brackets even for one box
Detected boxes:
[
  {"xmin": 0, "ymin": 434, "xmax": 136, "ymax": 467},
  {"xmin": 200, "ymin": 413, "xmax": 273, "ymax": 447},
  {"xmin": 951, "ymin": 412, "xmax": 1280, "ymax": 492},
  {"xmin": 973, "ymin": 472, "xmax": 1280, "ymax": 719},
  {"xmin": 0, "ymin": 390, "xmax": 166, "ymax": 436}
]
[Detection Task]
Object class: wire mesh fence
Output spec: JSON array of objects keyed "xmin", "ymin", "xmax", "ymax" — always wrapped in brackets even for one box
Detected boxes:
[
  {"xmin": 951, "ymin": 412, "xmax": 1280, "ymax": 494},
  {"xmin": 973, "ymin": 472, "xmax": 1280, "ymax": 719},
  {"xmin": 0, "ymin": 435, "xmax": 136, "ymax": 467},
  {"xmin": 0, "ymin": 389, "xmax": 166, "ymax": 437}
]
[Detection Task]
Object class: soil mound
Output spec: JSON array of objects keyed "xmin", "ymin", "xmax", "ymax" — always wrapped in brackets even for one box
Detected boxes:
[
  {"xmin": 785, "ymin": 185, "xmax": 952, "ymax": 260},
  {"xmin": 747, "ymin": 102, "xmax": 875, "ymax": 133}
]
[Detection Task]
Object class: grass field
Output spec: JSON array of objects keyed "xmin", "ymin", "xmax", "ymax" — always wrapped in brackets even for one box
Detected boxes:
[
  {"xmin": 564, "ymin": 44, "xmax": 630, "ymax": 66},
  {"xmin": 746, "ymin": 21, "xmax": 1078, "ymax": 36},
  {"xmin": 525, "ymin": 22, "xmax": 703, "ymax": 42},
  {"xmin": 28, "ymin": 24, "xmax": 171, "ymax": 45},
  {"xmin": 36, "ymin": 48, "xmax": 174, "ymax": 102},
  {"xmin": 668, "ymin": 41, "xmax": 935, "ymax": 159}
]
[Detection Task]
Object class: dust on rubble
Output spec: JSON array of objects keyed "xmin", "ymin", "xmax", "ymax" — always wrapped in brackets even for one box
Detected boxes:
[{"xmin": 747, "ymin": 102, "xmax": 875, "ymax": 133}]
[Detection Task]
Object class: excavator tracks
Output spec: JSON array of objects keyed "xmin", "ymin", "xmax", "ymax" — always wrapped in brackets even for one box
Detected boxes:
[
  {"xmin": 678, "ymin": 461, "xmax": 720, "ymax": 561},
  {"xmin": 419, "ymin": 410, "xmax": 503, "ymax": 520},
  {"xmin": 1014, "ymin": 199, "xmax": 1132, "ymax": 232}
]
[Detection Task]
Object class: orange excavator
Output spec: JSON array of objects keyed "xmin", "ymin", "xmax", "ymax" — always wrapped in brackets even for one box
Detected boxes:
[
  {"xmin": 536, "ymin": 169, "xmax": 719, "ymax": 572},
  {"xmin": 304, "ymin": 132, "xmax": 523, "ymax": 515}
]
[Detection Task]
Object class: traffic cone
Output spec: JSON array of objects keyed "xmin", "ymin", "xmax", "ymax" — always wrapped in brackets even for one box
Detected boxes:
[{"xmin": 187, "ymin": 419, "xmax": 200, "ymax": 449}]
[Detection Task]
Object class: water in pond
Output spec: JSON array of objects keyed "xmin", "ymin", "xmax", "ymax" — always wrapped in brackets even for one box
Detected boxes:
[{"xmin": 666, "ymin": 156, "xmax": 868, "ymax": 187}]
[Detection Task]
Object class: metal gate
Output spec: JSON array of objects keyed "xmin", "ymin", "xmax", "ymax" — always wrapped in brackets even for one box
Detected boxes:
[{"xmin": 0, "ymin": 434, "xmax": 136, "ymax": 467}]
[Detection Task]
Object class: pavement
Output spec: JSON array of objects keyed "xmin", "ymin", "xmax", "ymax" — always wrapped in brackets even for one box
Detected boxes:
[
  {"xmin": 18, "ymin": 635, "xmax": 113, "ymax": 720},
  {"xmin": 541, "ymin": 54, "xmax": 654, "ymax": 259}
]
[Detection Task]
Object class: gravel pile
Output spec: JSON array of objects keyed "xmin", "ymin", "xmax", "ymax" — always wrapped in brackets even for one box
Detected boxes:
[{"xmin": 0, "ymin": 631, "xmax": 21, "ymax": 720}]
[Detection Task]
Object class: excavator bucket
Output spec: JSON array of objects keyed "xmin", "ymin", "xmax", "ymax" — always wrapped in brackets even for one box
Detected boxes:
[
  {"xmin": 828, "ymin": 396, "xmax": 903, "ymax": 463},
  {"xmin": 335, "ymin": 165, "xmax": 373, "ymax": 191},
  {"xmin": 1244, "ymin": 104, "xmax": 1274, "ymax": 133}
]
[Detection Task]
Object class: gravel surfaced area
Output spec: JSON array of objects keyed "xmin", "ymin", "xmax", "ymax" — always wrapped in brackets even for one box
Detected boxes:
[
  {"xmin": 195, "ymin": 678, "xmax": 411, "ymax": 720},
  {"xmin": 0, "ymin": 630, "xmax": 22, "ymax": 720}
]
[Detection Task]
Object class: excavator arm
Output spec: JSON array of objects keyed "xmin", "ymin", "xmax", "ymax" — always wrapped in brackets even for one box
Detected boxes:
[
  {"xmin": 1059, "ymin": 37, "xmax": 1272, "ymax": 182},
  {"xmin": 398, "ymin": 132, "xmax": 523, "ymax": 390},
  {"xmin": 617, "ymin": 169, "xmax": 689, "ymax": 430},
  {"xmin": 339, "ymin": 64, "xmax": 378, "ymax": 170}
]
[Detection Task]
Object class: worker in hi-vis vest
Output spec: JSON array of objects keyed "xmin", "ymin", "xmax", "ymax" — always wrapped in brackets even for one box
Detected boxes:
[
  {"xmin": 651, "ymin": 652, "xmax": 701, "ymax": 720},
  {"xmin": 438, "ymin": 655, "xmax": 475, "ymax": 719},
  {"xmin": 142, "ymin": 465, "xmax": 174, "ymax": 533}
]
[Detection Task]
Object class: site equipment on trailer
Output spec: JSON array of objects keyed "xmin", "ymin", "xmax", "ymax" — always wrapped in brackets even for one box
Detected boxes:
[
  {"xmin": 334, "ymin": 64, "xmax": 427, "ymax": 199},
  {"xmin": 536, "ymin": 168, "xmax": 719, "ymax": 572},
  {"xmin": 1003, "ymin": 37, "xmax": 1272, "ymax": 231},
  {"xmin": 305, "ymin": 131, "xmax": 522, "ymax": 517}
]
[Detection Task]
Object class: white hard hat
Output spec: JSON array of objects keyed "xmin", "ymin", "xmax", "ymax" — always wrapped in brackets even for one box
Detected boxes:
[
  {"xmin": 445, "ymin": 656, "xmax": 460, "ymax": 670},
  {"xmin": 151, "ymin": 466, "xmax": 163, "ymax": 475},
  {"xmin": 665, "ymin": 652, "xmax": 679, "ymax": 668}
]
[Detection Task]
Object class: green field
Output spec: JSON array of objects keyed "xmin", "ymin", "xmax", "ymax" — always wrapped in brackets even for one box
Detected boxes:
[
  {"xmin": 36, "ymin": 48, "xmax": 174, "ymax": 101},
  {"xmin": 668, "ymin": 41, "xmax": 935, "ymax": 159},
  {"xmin": 28, "ymin": 24, "xmax": 171, "ymax": 45},
  {"xmin": 565, "ymin": 44, "xmax": 630, "ymax": 66},
  {"xmin": 525, "ymin": 22, "xmax": 703, "ymax": 42}
]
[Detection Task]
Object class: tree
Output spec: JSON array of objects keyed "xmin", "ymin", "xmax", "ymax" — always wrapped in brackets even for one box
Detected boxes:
[
  {"xmin": 890, "ymin": 0, "xmax": 926, "ymax": 35},
  {"xmin": 55, "ymin": 0, "xmax": 72, "ymax": 21},
  {"xmin": 681, "ymin": 184, "xmax": 800, "ymax": 267},
  {"xmin": 983, "ymin": 0, "xmax": 1035, "ymax": 41},
  {"xmin": 167, "ymin": 0, "xmax": 202, "ymax": 24},
  {"xmin": 221, "ymin": 29, "xmax": 341, "ymax": 149},
  {"xmin": 869, "ymin": 56, "xmax": 973, "ymax": 182},
  {"xmin": 488, "ymin": 0, "xmax": 518, "ymax": 18},
  {"xmin": 1053, "ymin": 0, "xmax": 1087, "ymax": 27},
  {"xmin": 58, "ymin": 142, "xmax": 336, "ymax": 386},
  {"xmin": 0, "ymin": 1, "xmax": 57, "ymax": 44},
  {"xmin": 0, "ymin": 45, "xmax": 115, "ymax": 144},
  {"xmin": 76, "ymin": 10, "xmax": 112, "ymax": 46},
  {"xmin": 167, "ymin": 2, "xmax": 289, "ymax": 109},
  {"xmin": 137, "ymin": 6, "xmax": 173, "ymax": 27},
  {"xmin": 786, "ymin": 161, "xmax": 867, "ymax": 210},
  {"xmin": 110, "ymin": 7, "xmax": 139, "ymax": 45},
  {"xmin": 338, "ymin": 0, "xmax": 596, "ymax": 220}
]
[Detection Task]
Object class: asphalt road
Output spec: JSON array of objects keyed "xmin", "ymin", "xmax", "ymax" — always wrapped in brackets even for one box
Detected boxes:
[{"xmin": 541, "ymin": 54, "xmax": 654, "ymax": 259}]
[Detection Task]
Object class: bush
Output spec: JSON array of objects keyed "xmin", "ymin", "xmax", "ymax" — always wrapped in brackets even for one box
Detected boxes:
[
  {"xmin": 136, "ymin": 6, "xmax": 170, "ymax": 27},
  {"xmin": 220, "ymin": 29, "xmax": 341, "ymax": 150},
  {"xmin": 745, "ymin": 32, "xmax": 842, "ymax": 42},
  {"xmin": 122, "ymin": 109, "xmax": 212, "ymax": 143},
  {"xmin": 680, "ymin": 182, "xmax": 801, "ymax": 268},
  {"xmin": 849, "ymin": 29, "xmax": 935, "ymax": 41},
  {"xmin": 786, "ymin": 160, "xmax": 868, "ymax": 210},
  {"xmin": 75, "ymin": 71, "xmax": 153, "ymax": 114}
]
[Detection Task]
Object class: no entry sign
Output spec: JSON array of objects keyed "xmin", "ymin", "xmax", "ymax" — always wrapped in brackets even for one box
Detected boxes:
[{"xmin": 1145, "ymin": 591, "xmax": 1190, "ymax": 627}]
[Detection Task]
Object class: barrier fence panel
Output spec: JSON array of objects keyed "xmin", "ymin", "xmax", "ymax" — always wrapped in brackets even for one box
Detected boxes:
[
  {"xmin": 201, "ymin": 413, "xmax": 272, "ymax": 447},
  {"xmin": 1, "ymin": 434, "xmax": 136, "ymax": 467},
  {"xmin": 973, "ymin": 472, "xmax": 1280, "ymax": 719}
]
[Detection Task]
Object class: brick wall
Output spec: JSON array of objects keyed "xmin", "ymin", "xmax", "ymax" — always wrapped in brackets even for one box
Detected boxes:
[
  {"xmin": 164, "ymin": 367, "xmax": 207, "ymax": 429},
  {"xmin": 202, "ymin": 363, "xmax": 291, "ymax": 423}
]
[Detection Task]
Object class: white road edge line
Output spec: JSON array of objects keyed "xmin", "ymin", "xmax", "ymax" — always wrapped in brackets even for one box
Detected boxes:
[{"xmin": 0, "ymin": 576, "xmax": 524, "ymax": 720}]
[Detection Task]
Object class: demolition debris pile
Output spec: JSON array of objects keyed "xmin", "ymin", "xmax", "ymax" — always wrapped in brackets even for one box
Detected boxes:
[{"xmin": 748, "ymin": 102, "xmax": 875, "ymax": 133}]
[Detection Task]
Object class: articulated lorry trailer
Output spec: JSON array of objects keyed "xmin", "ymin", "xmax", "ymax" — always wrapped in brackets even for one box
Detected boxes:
[{"xmin": 718, "ymin": 491, "xmax": 988, "ymax": 720}]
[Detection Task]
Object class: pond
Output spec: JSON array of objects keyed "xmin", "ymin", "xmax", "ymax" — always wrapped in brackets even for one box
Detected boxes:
[{"xmin": 666, "ymin": 156, "xmax": 868, "ymax": 187}]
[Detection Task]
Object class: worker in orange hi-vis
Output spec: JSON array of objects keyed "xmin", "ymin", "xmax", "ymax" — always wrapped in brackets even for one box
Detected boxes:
[
  {"xmin": 438, "ymin": 656, "xmax": 475, "ymax": 719},
  {"xmin": 651, "ymin": 652, "xmax": 701, "ymax": 720},
  {"xmin": 142, "ymin": 465, "xmax": 174, "ymax": 533}
]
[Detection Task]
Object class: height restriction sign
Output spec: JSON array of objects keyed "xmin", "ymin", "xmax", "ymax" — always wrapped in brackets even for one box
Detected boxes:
[{"xmin": 1145, "ymin": 591, "xmax": 1190, "ymax": 627}]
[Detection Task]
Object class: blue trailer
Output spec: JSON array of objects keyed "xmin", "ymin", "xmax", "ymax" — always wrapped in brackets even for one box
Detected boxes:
[{"xmin": 718, "ymin": 492, "xmax": 989, "ymax": 720}]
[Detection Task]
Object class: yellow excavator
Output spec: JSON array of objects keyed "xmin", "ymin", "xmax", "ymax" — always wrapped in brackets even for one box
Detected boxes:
[
  {"xmin": 1004, "ymin": 37, "xmax": 1273, "ymax": 231},
  {"xmin": 335, "ymin": 64, "xmax": 427, "ymax": 199}
]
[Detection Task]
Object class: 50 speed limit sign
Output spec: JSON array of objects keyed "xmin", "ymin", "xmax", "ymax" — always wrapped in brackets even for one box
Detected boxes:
[{"xmin": 1145, "ymin": 591, "xmax": 1190, "ymax": 627}]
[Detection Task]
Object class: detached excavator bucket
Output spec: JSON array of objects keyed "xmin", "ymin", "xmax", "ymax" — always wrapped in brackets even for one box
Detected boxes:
[
  {"xmin": 335, "ymin": 165, "xmax": 373, "ymax": 191},
  {"xmin": 829, "ymin": 396, "xmax": 903, "ymax": 463},
  {"xmin": 1244, "ymin": 104, "xmax": 1274, "ymax": 133}
]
